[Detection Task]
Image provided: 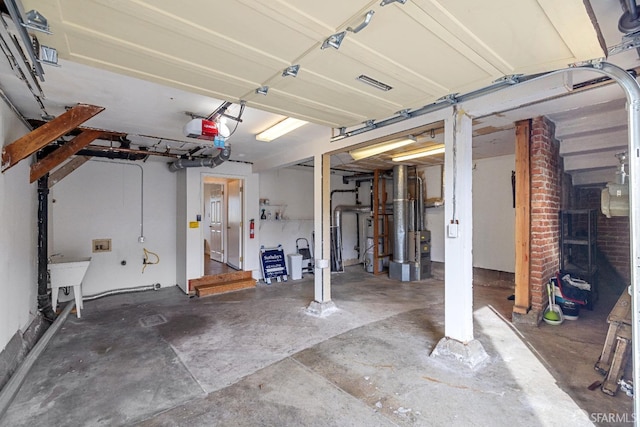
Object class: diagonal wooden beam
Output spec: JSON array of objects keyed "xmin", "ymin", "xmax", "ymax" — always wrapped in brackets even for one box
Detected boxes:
[
  {"xmin": 1, "ymin": 104, "xmax": 104, "ymax": 173},
  {"xmin": 48, "ymin": 156, "xmax": 91, "ymax": 188},
  {"xmin": 30, "ymin": 130, "xmax": 103, "ymax": 183}
]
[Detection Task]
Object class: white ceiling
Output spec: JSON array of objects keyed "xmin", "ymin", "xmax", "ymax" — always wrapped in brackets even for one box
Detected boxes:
[{"xmin": 0, "ymin": 0, "xmax": 637, "ymax": 185}]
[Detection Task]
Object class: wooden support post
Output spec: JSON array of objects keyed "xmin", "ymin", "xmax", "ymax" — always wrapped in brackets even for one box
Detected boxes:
[
  {"xmin": 30, "ymin": 130, "xmax": 103, "ymax": 183},
  {"xmin": 513, "ymin": 120, "xmax": 531, "ymax": 314},
  {"xmin": 1, "ymin": 104, "xmax": 104, "ymax": 173}
]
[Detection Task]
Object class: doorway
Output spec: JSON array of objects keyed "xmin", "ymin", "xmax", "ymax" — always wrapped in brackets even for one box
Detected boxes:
[{"xmin": 202, "ymin": 176, "xmax": 244, "ymax": 276}]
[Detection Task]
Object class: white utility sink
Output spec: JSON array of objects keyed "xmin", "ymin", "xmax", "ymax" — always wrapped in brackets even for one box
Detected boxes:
[{"xmin": 48, "ymin": 257, "xmax": 91, "ymax": 318}]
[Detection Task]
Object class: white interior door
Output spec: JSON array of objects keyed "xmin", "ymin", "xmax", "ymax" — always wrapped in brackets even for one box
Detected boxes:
[
  {"xmin": 209, "ymin": 183, "xmax": 224, "ymax": 262},
  {"xmin": 227, "ymin": 179, "xmax": 243, "ymax": 269}
]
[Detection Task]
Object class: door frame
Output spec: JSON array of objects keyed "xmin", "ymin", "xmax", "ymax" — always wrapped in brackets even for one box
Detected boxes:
[{"xmin": 199, "ymin": 173, "xmax": 244, "ymax": 275}]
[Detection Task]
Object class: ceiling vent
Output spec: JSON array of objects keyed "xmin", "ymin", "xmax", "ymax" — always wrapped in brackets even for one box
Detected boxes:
[{"xmin": 357, "ymin": 74, "xmax": 393, "ymax": 91}]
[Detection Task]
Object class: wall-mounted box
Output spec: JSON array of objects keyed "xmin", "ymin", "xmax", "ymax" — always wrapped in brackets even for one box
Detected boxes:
[{"xmin": 92, "ymin": 238, "xmax": 112, "ymax": 253}]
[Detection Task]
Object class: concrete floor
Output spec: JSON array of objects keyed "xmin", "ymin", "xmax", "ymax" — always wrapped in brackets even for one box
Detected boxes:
[{"xmin": 0, "ymin": 266, "xmax": 633, "ymax": 426}]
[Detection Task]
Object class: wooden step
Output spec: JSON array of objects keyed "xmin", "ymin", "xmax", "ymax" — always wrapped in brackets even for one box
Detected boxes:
[{"xmin": 191, "ymin": 271, "xmax": 256, "ymax": 297}]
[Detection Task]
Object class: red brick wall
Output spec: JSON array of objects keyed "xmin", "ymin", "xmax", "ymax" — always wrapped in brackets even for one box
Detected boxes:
[
  {"xmin": 575, "ymin": 188, "xmax": 631, "ymax": 283},
  {"xmin": 529, "ymin": 117, "xmax": 562, "ymax": 313}
]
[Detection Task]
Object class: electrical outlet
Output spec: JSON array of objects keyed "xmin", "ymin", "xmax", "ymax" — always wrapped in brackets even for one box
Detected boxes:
[{"xmin": 447, "ymin": 223, "xmax": 459, "ymax": 238}]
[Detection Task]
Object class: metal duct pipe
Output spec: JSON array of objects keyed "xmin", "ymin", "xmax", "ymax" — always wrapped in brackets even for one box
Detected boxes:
[
  {"xmin": 393, "ymin": 165, "xmax": 409, "ymax": 263},
  {"xmin": 168, "ymin": 146, "xmax": 230, "ymax": 172},
  {"xmin": 627, "ymin": 0, "xmax": 639, "ymax": 20},
  {"xmin": 332, "ymin": 204, "xmax": 372, "ymax": 271}
]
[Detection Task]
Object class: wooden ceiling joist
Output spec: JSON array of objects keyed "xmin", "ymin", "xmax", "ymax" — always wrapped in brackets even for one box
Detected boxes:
[
  {"xmin": 1, "ymin": 104, "xmax": 104, "ymax": 173},
  {"xmin": 26, "ymin": 119, "xmax": 126, "ymax": 141},
  {"xmin": 30, "ymin": 129, "xmax": 104, "ymax": 183}
]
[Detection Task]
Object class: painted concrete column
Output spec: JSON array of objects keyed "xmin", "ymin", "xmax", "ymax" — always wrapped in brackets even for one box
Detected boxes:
[
  {"xmin": 443, "ymin": 108, "xmax": 474, "ymax": 342},
  {"xmin": 431, "ymin": 107, "xmax": 487, "ymax": 368},
  {"xmin": 307, "ymin": 152, "xmax": 336, "ymax": 316}
]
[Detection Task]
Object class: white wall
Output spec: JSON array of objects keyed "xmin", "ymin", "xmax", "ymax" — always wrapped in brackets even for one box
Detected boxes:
[
  {"xmin": 51, "ymin": 159, "xmax": 177, "ymax": 295},
  {"xmin": 472, "ymin": 155, "xmax": 516, "ymax": 272},
  {"xmin": 423, "ymin": 154, "xmax": 515, "ymax": 272},
  {"xmin": 258, "ymin": 167, "xmax": 360, "ymax": 270},
  {"xmin": 259, "ymin": 167, "xmax": 315, "ymax": 262},
  {"xmin": 0, "ymin": 103, "xmax": 37, "ymax": 352}
]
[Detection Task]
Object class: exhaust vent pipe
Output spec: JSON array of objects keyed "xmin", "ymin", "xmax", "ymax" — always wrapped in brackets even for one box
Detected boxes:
[
  {"xmin": 620, "ymin": 0, "xmax": 640, "ymax": 33},
  {"xmin": 168, "ymin": 146, "xmax": 230, "ymax": 172},
  {"xmin": 389, "ymin": 165, "xmax": 412, "ymax": 281}
]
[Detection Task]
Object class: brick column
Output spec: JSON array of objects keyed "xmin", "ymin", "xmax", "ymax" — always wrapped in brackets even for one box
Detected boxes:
[{"xmin": 529, "ymin": 117, "xmax": 562, "ymax": 316}]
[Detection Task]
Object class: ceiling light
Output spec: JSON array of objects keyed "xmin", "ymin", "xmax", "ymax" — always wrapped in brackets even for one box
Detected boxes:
[
  {"xmin": 349, "ymin": 137, "xmax": 416, "ymax": 160},
  {"xmin": 282, "ymin": 64, "xmax": 300, "ymax": 77},
  {"xmin": 357, "ymin": 75, "xmax": 393, "ymax": 91},
  {"xmin": 392, "ymin": 145, "xmax": 445, "ymax": 162},
  {"xmin": 321, "ymin": 31, "xmax": 346, "ymax": 50},
  {"xmin": 256, "ymin": 86, "xmax": 269, "ymax": 96},
  {"xmin": 256, "ymin": 117, "xmax": 308, "ymax": 142}
]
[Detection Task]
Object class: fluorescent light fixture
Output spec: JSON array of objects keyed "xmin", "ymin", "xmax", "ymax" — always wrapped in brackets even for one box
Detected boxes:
[
  {"xmin": 392, "ymin": 145, "xmax": 445, "ymax": 162},
  {"xmin": 357, "ymin": 74, "xmax": 393, "ymax": 91},
  {"xmin": 349, "ymin": 137, "xmax": 415, "ymax": 160},
  {"xmin": 256, "ymin": 117, "xmax": 308, "ymax": 142}
]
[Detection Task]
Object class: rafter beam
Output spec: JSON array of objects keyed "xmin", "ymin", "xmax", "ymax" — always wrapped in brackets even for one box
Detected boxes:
[
  {"xmin": 2, "ymin": 104, "xmax": 104, "ymax": 173},
  {"xmin": 30, "ymin": 130, "xmax": 104, "ymax": 183},
  {"xmin": 26, "ymin": 119, "xmax": 126, "ymax": 141},
  {"xmin": 48, "ymin": 156, "xmax": 91, "ymax": 188}
]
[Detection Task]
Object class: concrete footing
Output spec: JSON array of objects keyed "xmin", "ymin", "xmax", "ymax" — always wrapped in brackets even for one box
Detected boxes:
[
  {"xmin": 305, "ymin": 300, "xmax": 338, "ymax": 317},
  {"xmin": 512, "ymin": 309, "xmax": 542, "ymax": 326},
  {"xmin": 430, "ymin": 337, "xmax": 489, "ymax": 369}
]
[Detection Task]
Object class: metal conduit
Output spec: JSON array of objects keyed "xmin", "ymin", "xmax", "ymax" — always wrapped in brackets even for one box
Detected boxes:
[
  {"xmin": 82, "ymin": 283, "xmax": 161, "ymax": 301},
  {"xmin": 91, "ymin": 159, "xmax": 145, "ymax": 242}
]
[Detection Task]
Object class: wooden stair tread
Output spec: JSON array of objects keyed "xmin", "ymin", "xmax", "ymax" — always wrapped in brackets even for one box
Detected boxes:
[
  {"xmin": 192, "ymin": 271, "xmax": 256, "ymax": 297},
  {"xmin": 190, "ymin": 270, "xmax": 252, "ymax": 288}
]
